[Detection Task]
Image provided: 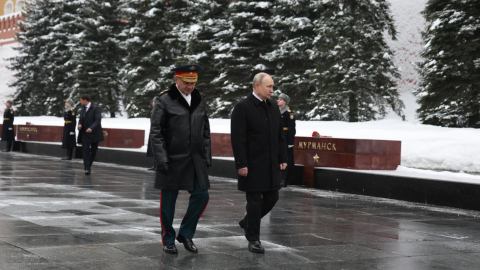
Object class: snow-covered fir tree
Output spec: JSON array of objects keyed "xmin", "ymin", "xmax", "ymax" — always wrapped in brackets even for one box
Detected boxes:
[
  {"xmin": 120, "ymin": 0, "xmax": 201, "ymax": 117},
  {"xmin": 415, "ymin": 0, "xmax": 480, "ymax": 128},
  {"xmin": 10, "ymin": 0, "xmax": 82, "ymax": 116},
  {"xmin": 210, "ymin": 0, "xmax": 276, "ymax": 118},
  {"xmin": 179, "ymin": 0, "xmax": 230, "ymax": 113},
  {"xmin": 308, "ymin": 0, "xmax": 405, "ymax": 122},
  {"xmin": 70, "ymin": 0, "xmax": 124, "ymax": 118},
  {"xmin": 9, "ymin": 0, "xmax": 50, "ymax": 116},
  {"xmin": 265, "ymin": 0, "xmax": 320, "ymax": 120}
]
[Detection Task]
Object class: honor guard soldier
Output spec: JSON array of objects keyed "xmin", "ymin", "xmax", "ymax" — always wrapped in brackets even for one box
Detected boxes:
[
  {"xmin": 62, "ymin": 99, "xmax": 77, "ymax": 160},
  {"xmin": 277, "ymin": 93, "xmax": 296, "ymax": 187},
  {"xmin": 150, "ymin": 64, "xmax": 212, "ymax": 254},
  {"xmin": 1, "ymin": 100, "xmax": 15, "ymax": 152}
]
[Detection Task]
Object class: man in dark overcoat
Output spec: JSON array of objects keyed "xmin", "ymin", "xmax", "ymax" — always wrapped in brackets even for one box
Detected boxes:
[
  {"xmin": 61, "ymin": 99, "xmax": 77, "ymax": 160},
  {"xmin": 77, "ymin": 94, "xmax": 104, "ymax": 175},
  {"xmin": 150, "ymin": 64, "xmax": 212, "ymax": 255},
  {"xmin": 231, "ymin": 72, "xmax": 288, "ymax": 253},
  {"xmin": 277, "ymin": 93, "xmax": 296, "ymax": 186},
  {"xmin": 146, "ymin": 99, "xmax": 155, "ymax": 171},
  {"xmin": 1, "ymin": 100, "xmax": 15, "ymax": 152}
]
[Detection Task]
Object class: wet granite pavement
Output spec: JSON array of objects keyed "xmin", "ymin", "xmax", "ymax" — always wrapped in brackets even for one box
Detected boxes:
[{"xmin": 1, "ymin": 153, "xmax": 480, "ymax": 269}]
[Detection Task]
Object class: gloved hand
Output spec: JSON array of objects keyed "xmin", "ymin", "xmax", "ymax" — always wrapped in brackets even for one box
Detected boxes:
[{"xmin": 157, "ymin": 163, "xmax": 169, "ymax": 174}]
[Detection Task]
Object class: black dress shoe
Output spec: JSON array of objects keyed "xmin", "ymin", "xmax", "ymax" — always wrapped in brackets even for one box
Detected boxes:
[
  {"xmin": 147, "ymin": 166, "xmax": 156, "ymax": 171},
  {"xmin": 163, "ymin": 244, "xmax": 178, "ymax": 254},
  {"xmin": 248, "ymin": 241, "xmax": 265, "ymax": 254},
  {"xmin": 176, "ymin": 234, "xmax": 198, "ymax": 253},
  {"xmin": 85, "ymin": 170, "xmax": 91, "ymax": 175}
]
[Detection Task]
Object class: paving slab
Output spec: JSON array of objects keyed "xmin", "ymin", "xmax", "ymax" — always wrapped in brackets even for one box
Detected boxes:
[{"xmin": 1, "ymin": 152, "xmax": 480, "ymax": 269}]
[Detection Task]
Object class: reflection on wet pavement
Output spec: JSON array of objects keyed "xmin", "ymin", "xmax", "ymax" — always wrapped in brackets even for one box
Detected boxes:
[{"xmin": 1, "ymin": 153, "xmax": 480, "ymax": 269}]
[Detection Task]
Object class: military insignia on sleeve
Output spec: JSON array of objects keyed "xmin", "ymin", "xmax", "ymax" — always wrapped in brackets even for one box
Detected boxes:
[
  {"xmin": 72, "ymin": 111, "xmax": 75, "ymax": 116},
  {"xmin": 290, "ymin": 113, "xmax": 294, "ymax": 119},
  {"xmin": 10, "ymin": 108, "xmax": 14, "ymax": 114}
]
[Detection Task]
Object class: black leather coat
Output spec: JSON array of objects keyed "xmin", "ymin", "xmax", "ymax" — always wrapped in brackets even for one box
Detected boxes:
[
  {"xmin": 1, "ymin": 107, "xmax": 15, "ymax": 141},
  {"xmin": 150, "ymin": 84, "xmax": 212, "ymax": 191},
  {"xmin": 62, "ymin": 108, "xmax": 77, "ymax": 149}
]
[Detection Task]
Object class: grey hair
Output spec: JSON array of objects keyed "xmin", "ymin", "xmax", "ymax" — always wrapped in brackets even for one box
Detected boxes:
[{"xmin": 252, "ymin": 72, "xmax": 270, "ymax": 89}]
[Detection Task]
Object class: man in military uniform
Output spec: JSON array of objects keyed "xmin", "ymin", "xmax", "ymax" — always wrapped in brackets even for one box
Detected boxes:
[
  {"xmin": 150, "ymin": 64, "xmax": 211, "ymax": 254},
  {"xmin": 1, "ymin": 100, "xmax": 15, "ymax": 152},
  {"xmin": 62, "ymin": 99, "xmax": 77, "ymax": 160},
  {"xmin": 277, "ymin": 93, "xmax": 296, "ymax": 187},
  {"xmin": 146, "ymin": 99, "xmax": 155, "ymax": 171}
]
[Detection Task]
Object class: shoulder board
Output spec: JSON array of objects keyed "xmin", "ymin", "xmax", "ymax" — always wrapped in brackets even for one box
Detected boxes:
[
  {"xmin": 159, "ymin": 89, "xmax": 169, "ymax": 96},
  {"xmin": 199, "ymin": 92, "xmax": 205, "ymax": 97},
  {"xmin": 287, "ymin": 109, "xmax": 291, "ymax": 112}
]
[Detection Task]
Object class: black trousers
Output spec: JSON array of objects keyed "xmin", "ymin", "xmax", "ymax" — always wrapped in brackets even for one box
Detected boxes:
[
  {"xmin": 82, "ymin": 139, "xmax": 98, "ymax": 170},
  {"xmin": 160, "ymin": 174, "xmax": 209, "ymax": 246},
  {"xmin": 245, "ymin": 190, "xmax": 279, "ymax": 241},
  {"xmin": 285, "ymin": 146, "xmax": 295, "ymax": 186}
]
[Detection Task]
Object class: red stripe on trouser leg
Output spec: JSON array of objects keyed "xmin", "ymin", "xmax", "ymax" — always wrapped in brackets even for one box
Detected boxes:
[
  {"xmin": 159, "ymin": 190, "xmax": 166, "ymax": 246},
  {"xmin": 199, "ymin": 198, "xmax": 209, "ymax": 219}
]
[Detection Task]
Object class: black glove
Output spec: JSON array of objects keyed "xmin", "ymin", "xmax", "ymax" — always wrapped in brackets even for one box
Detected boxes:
[{"xmin": 157, "ymin": 163, "xmax": 169, "ymax": 174}]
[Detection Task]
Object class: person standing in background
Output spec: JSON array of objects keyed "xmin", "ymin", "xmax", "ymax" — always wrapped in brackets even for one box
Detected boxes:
[
  {"xmin": 61, "ymin": 99, "xmax": 77, "ymax": 160},
  {"xmin": 277, "ymin": 93, "xmax": 296, "ymax": 187},
  {"xmin": 1, "ymin": 100, "xmax": 15, "ymax": 152}
]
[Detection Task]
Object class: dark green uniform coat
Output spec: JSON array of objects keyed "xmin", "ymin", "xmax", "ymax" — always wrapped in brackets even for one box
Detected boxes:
[
  {"xmin": 1, "ymin": 107, "xmax": 15, "ymax": 142},
  {"xmin": 150, "ymin": 84, "xmax": 212, "ymax": 191},
  {"xmin": 62, "ymin": 108, "xmax": 77, "ymax": 149}
]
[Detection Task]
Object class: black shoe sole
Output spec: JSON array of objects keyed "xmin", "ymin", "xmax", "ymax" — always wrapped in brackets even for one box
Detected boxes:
[
  {"xmin": 248, "ymin": 247, "xmax": 265, "ymax": 254},
  {"xmin": 163, "ymin": 249, "xmax": 178, "ymax": 254}
]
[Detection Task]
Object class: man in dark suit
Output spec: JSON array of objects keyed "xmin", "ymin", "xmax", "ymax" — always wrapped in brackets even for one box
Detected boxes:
[
  {"xmin": 77, "ymin": 94, "xmax": 104, "ymax": 175},
  {"xmin": 61, "ymin": 99, "xmax": 77, "ymax": 160},
  {"xmin": 277, "ymin": 93, "xmax": 296, "ymax": 186},
  {"xmin": 151, "ymin": 65, "xmax": 211, "ymax": 254},
  {"xmin": 231, "ymin": 72, "xmax": 288, "ymax": 253},
  {"xmin": 1, "ymin": 100, "xmax": 15, "ymax": 152}
]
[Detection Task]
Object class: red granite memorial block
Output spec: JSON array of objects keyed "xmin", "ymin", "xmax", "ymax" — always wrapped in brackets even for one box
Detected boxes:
[
  {"xmin": 293, "ymin": 136, "xmax": 401, "ymax": 187},
  {"xmin": 211, "ymin": 133, "xmax": 234, "ymax": 157},
  {"xmin": 99, "ymin": 128, "xmax": 144, "ymax": 148},
  {"xmin": 15, "ymin": 125, "xmax": 144, "ymax": 148}
]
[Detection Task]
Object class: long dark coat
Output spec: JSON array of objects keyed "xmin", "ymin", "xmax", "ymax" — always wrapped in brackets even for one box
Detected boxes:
[
  {"xmin": 146, "ymin": 109, "xmax": 154, "ymax": 157},
  {"xmin": 1, "ymin": 107, "xmax": 15, "ymax": 142},
  {"xmin": 62, "ymin": 108, "xmax": 77, "ymax": 149},
  {"xmin": 150, "ymin": 84, "xmax": 212, "ymax": 191},
  {"xmin": 231, "ymin": 94, "xmax": 288, "ymax": 192},
  {"xmin": 77, "ymin": 103, "xmax": 104, "ymax": 144}
]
